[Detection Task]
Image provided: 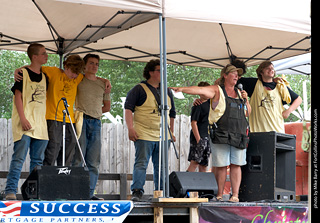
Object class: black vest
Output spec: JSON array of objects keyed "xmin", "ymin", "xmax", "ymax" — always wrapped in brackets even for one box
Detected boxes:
[{"xmin": 210, "ymin": 86, "xmax": 249, "ymax": 149}]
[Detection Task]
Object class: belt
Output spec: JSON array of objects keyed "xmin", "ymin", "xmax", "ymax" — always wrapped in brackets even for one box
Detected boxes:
[{"xmin": 83, "ymin": 114, "xmax": 99, "ymax": 120}]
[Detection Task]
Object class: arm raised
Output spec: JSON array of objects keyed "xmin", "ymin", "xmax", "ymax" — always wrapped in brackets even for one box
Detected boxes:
[{"xmin": 169, "ymin": 85, "xmax": 217, "ymax": 99}]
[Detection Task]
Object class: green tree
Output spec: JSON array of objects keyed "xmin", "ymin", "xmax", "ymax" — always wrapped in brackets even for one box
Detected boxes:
[
  {"xmin": 0, "ymin": 50, "xmax": 311, "ymax": 124},
  {"xmin": 97, "ymin": 60, "xmax": 145, "ymax": 120}
]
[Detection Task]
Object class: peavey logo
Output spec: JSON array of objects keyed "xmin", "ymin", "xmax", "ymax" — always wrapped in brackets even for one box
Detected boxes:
[{"xmin": 57, "ymin": 167, "xmax": 71, "ymax": 175}]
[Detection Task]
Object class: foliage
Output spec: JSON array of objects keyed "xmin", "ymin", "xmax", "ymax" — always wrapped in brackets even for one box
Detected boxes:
[
  {"xmin": 97, "ymin": 60, "xmax": 145, "ymax": 120},
  {"xmin": 0, "ymin": 50, "xmax": 311, "ymax": 123}
]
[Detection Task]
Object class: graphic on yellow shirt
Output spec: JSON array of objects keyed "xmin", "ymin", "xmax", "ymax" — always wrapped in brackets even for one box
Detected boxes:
[
  {"xmin": 258, "ymin": 93, "xmax": 275, "ymax": 110},
  {"xmin": 60, "ymin": 74, "xmax": 75, "ymax": 95},
  {"xmin": 29, "ymin": 84, "xmax": 46, "ymax": 104}
]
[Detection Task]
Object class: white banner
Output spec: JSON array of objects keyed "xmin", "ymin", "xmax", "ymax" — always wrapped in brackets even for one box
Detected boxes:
[{"xmin": 0, "ymin": 200, "xmax": 133, "ymax": 223}]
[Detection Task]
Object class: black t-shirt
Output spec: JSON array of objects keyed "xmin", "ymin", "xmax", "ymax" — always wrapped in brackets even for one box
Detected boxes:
[
  {"xmin": 11, "ymin": 67, "xmax": 48, "ymax": 94},
  {"xmin": 124, "ymin": 80, "xmax": 176, "ymax": 118},
  {"xmin": 190, "ymin": 100, "xmax": 210, "ymax": 142},
  {"xmin": 237, "ymin": 77, "xmax": 299, "ymax": 105}
]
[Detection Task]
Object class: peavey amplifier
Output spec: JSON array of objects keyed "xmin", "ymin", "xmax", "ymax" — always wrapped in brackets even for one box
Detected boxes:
[
  {"xmin": 169, "ymin": 171, "xmax": 218, "ymax": 198},
  {"xmin": 21, "ymin": 166, "xmax": 90, "ymax": 200}
]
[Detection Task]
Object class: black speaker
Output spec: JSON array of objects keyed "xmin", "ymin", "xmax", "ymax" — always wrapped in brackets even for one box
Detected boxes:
[
  {"xmin": 239, "ymin": 132, "xmax": 296, "ymax": 202},
  {"xmin": 169, "ymin": 171, "xmax": 218, "ymax": 198},
  {"xmin": 21, "ymin": 166, "xmax": 90, "ymax": 200}
]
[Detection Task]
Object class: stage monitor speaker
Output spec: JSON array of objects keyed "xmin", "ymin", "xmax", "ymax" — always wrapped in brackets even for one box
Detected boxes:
[
  {"xmin": 21, "ymin": 166, "xmax": 90, "ymax": 200},
  {"xmin": 239, "ymin": 132, "xmax": 296, "ymax": 202},
  {"xmin": 169, "ymin": 171, "xmax": 218, "ymax": 198}
]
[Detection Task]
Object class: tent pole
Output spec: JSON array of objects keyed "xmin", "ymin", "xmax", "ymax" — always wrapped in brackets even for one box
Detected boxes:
[
  {"xmin": 59, "ymin": 54, "xmax": 63, "ymax": 69},
  {"xmin": 158, "ymin": 14, "xmax": 165, "ymax": 196},
  {"xmin": 158, "ymin": 14, "xmax": 169, "ymax": 198},
  {"xmin": 162, "ymin": 17, "xmax": 170, "ymax": 198}
]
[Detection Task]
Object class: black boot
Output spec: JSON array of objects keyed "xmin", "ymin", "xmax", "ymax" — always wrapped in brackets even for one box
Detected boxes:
[{"xmin": 131, "ymin": 189, "xmax": 143, "ymax": 202}]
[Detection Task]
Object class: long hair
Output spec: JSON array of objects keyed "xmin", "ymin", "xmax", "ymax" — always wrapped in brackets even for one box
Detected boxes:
[
  {"xmin": 63, "ymin": 55, "xmax": 85, "ymax": 74},
  {"xmin": 256, "ymin": 60, "xmax": 275, "ymax": 81}
]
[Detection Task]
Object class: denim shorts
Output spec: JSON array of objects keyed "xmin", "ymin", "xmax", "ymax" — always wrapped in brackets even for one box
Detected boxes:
[{"xmin": 210, "ymin": 141, "xmax": 247, "ymax": 167}]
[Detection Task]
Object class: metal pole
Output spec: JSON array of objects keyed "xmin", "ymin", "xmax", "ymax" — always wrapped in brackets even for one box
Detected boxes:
[
  {"xmin": 62, "ymin": 110, "xmax": 66, "ymax": 166},
  {"xmin": 162, "ymin": 17, "xmax": 170, "ymax": 198},
  {"xmin": 158, "ymin": 14, "xmax": 164, "ymax": 194},
  {"xmin": 59, "ymin": 54, "xmax": 63, "ymax": 69}
]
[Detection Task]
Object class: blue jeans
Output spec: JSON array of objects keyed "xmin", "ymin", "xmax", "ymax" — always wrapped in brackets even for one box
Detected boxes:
[
  {"xmin": 5, "ymin": 135, "xmax": 48, "ymax": 195},
  {"xmin": 73, "ymin": 117, "xmax": 101, "ymax": 197},
  {"xmin": 131, "ymin": 140, "xmax": 162, "ymax": 192}
]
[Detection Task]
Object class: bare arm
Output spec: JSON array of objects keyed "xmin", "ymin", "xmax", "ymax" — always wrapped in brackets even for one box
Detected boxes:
[
  {"xmin": 169, "ymin": 117, "xmax": 176, "ymax": 142},
  {"xmin": 102, "ymin": 100, "xmax": 111, "ymax": 113},
  {"xmin": 245, "ymin": 100, "xmax": 251, "ymax": 117},
  {"xmin": 14, "ymin": 66, "xmax": 27, "ymax": 82},
  {"xmin": 191, "ymin": 120, "xmax": 200, "ymax": 143},
  {"xmin": 15, "ymin": 90, "xmax": 32, "ymax": 131},
  {"xmin": 169, "ymin": 85, "xmax": 217, "ymax": 99},
  {"xmin": 97, "ymin": 77, "xmax": 112, "ymax": 94},
  {"xmin": 125, "ymin": 109, "xmax": 138, "ymax": 141},
  {"xmin": 282, "ymin": 96, "xmax": 302, "ymax": 119},
  {"xmin": 240, "ymin": 90, "xmax": 251, "ymax": 117}
]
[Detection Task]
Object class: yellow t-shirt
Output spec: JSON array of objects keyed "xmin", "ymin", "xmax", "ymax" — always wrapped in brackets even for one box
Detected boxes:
[
  {"xmin": 42, "ymin": 66, "xmax": 83, "ymax": 123},
  {"xmin": 249, "ymin": 80, "xmax": 289, "ymax": 133}
]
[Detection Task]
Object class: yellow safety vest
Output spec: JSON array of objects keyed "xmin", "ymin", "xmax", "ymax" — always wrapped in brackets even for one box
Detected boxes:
[
  {"xmin": 12, "ymin": 69, "xmax": 48, "ymax": 142},
  {"xmin": 133, "ymin": 83, "xmax": 172, "ymax": 141}
]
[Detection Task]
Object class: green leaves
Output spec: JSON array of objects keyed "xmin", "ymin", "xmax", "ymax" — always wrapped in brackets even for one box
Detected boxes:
[{"xmin": 0, "ymin": 50, "xmax": 310, "ymax": 123}]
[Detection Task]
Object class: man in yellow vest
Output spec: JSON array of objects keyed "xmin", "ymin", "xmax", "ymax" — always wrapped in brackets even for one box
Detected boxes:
[
  {"xmin": 125, "ymin": 59, "xmax": 176, "ymax": 201},
  {"xmin": 5, "ymin": 43, "xmax": 49, "ymax": 200}
]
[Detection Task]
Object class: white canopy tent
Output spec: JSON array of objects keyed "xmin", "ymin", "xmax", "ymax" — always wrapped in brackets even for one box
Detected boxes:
[
  {"xmin": 0, "ymin": 0, "xmax": 311, "ymax": 197},
  {"xmin": 0, "ymin": 0, "xmax": 160, "ymax": 65},
  {"xmin": 67, "ymin": 0, "xmax": 311, "ymax": 68},
  {"xmin": 273, "ymin": 52, "xmax": 311, "ymax": 121},
  {"xmin": 1, "ymin": 0, "xmax": 311, "ymax": 68},
  {"xmin": 273, "ymin": 53, "xmax": 311, "ymax": 75}
]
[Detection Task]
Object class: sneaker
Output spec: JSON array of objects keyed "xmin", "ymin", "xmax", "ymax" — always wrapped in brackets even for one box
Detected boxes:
[
  {"xmin": 91, "ymin": 195, "xmax": 104, "ymax": 200},
  {"xmin": 5, "ymin": 193, "xmax": 17, "ymax": 200},
  {"xmin": 131, "ymin": 189, "xmax": 143, "ymax": 202}
]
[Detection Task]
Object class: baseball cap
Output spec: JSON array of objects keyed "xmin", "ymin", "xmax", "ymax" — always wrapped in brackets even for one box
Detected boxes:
[{"xmin": 221, "ymin": 64, "xmax": 243, "ymax": 76}]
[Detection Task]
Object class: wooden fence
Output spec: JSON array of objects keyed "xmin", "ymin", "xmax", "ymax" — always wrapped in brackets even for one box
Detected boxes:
[{"xmin": 0, "ymin": 115, "xmax": 212, "ymax": 196}]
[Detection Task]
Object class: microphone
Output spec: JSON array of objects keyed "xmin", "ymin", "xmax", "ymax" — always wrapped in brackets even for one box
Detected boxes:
[
  {"xmin": 61, "ymin": 97, "xmax": 70, "ymax": 115},
  {"xmin": 61, "ymin": 97, "xmax": 69, "ymax": 107},
  {"xmin": 237, "ymin": 83, "xmax": 247, "ymax": 104}
]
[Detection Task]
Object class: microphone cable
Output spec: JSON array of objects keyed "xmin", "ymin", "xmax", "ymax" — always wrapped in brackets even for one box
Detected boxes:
[{"xmin": 54, "ymin": 98, "xmax": 64, "ymax": 127}]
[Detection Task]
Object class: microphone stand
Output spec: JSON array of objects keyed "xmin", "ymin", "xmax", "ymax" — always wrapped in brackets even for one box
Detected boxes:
[
  {"xmin": 61, "ymin": 98, "xmax": 88, "ymax": 168},
  {"xmin": 62, "ymin": 109, "xmax": 66, "ymax": 166}
]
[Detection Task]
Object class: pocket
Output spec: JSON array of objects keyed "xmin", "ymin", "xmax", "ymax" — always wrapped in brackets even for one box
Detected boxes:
[
  {"xmin": 197, "ymin": 138, "xmax": 203, "ymax": 146},
  {"xmin": 209, "ymin": 125, "xmax": 215, "ymax": 142},
  {"xmin": 212, "ymin": 131, "xmax": 228, "ymax": 144},
  {"xmin": 229, "ymin": 103, "xmax": 240, "ymax": 119},
  {"xmin": 228, "ymin": 132, "xmax": 241, "ymax": 148},
  {"xmin": 239, "ymin": 135, "xmax": 250, "ymax": 149}
]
